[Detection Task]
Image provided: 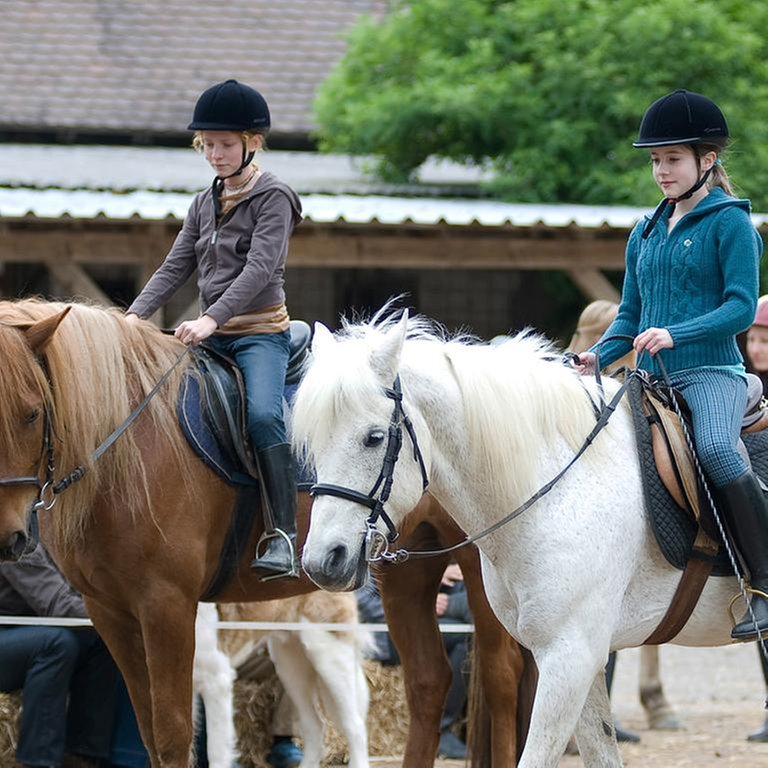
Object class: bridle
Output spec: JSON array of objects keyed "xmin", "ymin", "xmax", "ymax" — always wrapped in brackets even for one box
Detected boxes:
[
  {"xmin": 0, "ymin": 345, "xmax": 191, "ymax": 538},
  {"xmin": 0, "ymin": 405, "xmax": 57, "ymax": 514},
  {"xmin": 310, "ymin": 340, "xmax": 639, "ymax": 565},
  {"xmin": 310, "ymin": 375, "xmax": 430, "ymax": 563}
]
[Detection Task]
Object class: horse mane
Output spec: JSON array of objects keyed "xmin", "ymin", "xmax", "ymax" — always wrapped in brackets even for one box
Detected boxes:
[
  {"xmin": 293, "ymin": 310, "xmax": 618, "ymax": 508},
  {"xmin": 0, "ymin": 298, "xmax": 193, "ymax": 549}
]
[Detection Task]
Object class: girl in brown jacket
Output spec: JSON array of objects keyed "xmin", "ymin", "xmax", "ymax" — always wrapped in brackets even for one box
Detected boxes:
[{"xmin": 127, "ymin": 80, "xmax": 303, "ymax": 579}]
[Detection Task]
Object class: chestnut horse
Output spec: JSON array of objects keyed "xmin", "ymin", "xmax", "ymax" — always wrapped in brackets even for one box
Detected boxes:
[{"xmin": 0, "ymin": 299, "xmax": 528, "ymax": 767}]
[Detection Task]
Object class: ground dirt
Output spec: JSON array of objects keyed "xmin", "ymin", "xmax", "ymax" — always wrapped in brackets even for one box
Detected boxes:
[{"xmin": 373, "ymin": 642, "xmax": 768, "ymax": 767}]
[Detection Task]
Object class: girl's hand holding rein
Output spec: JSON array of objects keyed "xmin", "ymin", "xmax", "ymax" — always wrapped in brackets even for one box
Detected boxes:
[
  {"xmin": 634, "ymin": 327, "xmax": 674, "ymax": 356},
  {"xmin": 573, "ymin": 351, "xmax": 596, "ymax": 375},
  {"xmin": 175, "ymin": 315, "xmax": 219, "ymax": 346}
]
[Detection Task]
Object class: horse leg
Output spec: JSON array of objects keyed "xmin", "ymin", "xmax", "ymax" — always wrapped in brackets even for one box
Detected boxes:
[
  {"xmin": 139, "ymin": 597, "xmax": 198, "ymax": 767},
  {"xmin": 268, "ymin": 633, "xmax": 326, "ymax": 768},
  {"xmin": 379, "ymin": 547, "xmax": 451, "ymax": 767},
  {"xmin": 518, "ymin": 640, "xmax": 614, "ymax": 768},
  {"xmin": 299, "ymin": 628, "xmax": 370, "ymax": 768},
  {"xmin": 573, "ymin": 672, "xmax": 623, "ymax": 767},
  {"xmin": 84, "ymin": 599, "xmax": 157, "ymax": 757},
  {"xmin": 638, "ymin": 646, "xmax": 682, "ymax": 730},
  {"xmin": 192, "ymin": 604, "xmax": 237, "ymax": 768},
  {"xmin": 456, "ymin": 544, "xmax": 524, "ymax": 765}
]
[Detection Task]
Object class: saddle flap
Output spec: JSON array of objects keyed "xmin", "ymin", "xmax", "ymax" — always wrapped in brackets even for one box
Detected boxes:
[{"xmin": 641, "ymin": 389, "xmax": 701, "ymax": 518}]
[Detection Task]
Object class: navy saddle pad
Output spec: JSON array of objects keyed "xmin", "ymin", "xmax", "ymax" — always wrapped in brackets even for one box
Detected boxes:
[{"xmin": 177, "ymin": 330, "xmax": 314, "ymax": 487}]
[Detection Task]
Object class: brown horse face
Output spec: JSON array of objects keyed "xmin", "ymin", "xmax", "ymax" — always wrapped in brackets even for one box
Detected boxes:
[
  {"xmin": 0, "ymin": 311, "xmax": 68, "ymax": 560},
  {"xmin": 0, "ymin": 385, "xmax": 48, "ymax": 561}
]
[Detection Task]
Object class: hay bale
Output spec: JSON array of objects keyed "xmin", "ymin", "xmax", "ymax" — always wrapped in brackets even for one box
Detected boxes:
[
  {"xmin": 324, "ymin": 661, "xmax": 409, "ymax": 762},
  {"xmin": 0, "ymin": 692, "xmax": 20, "ymax": 767},
  {"xmin": 231, "ymin": 657, "xmax": 409, "ymax": 767},
  {"xmin": 0, "ymin": 660, "xmax": 412, "ymax": 767}
]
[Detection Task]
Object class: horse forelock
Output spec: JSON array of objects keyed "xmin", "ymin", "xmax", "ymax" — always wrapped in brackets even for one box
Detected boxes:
[
  {"xmin": 0, "ymin": 299, "xmax": 193, "ymax": 549},
  {"xmin": 0, "ymin": 323, "xmax": 53, "ymax": 462},
  {"xmin": 293, "ymin": 311, "xmax": 451, "ymax": 466}
]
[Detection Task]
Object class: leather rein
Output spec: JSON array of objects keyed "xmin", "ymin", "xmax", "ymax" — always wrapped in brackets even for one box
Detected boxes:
[
  {"xmin": 0, "ymin": 346, "xmax": 191, "ymax": 515},
  {"xmin": 314, "ymin": 342, "xmax": 637, "ymax": 564}
]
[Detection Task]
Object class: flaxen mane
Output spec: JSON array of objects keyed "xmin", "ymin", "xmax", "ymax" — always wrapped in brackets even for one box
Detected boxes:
[{"xmin": 0, "ymin": 299, "xmax": 195, "ymax": 548}]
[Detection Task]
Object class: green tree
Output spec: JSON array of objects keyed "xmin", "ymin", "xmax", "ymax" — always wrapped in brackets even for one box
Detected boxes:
[{"xmin": 315, "ymin": 0, "xmax": 768, "ymax": 210}]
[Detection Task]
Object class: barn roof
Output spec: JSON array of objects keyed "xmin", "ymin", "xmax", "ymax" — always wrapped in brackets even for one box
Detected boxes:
[{"xmin": 0, "ymin": 0, "xmax": 385, "ymax": 139}]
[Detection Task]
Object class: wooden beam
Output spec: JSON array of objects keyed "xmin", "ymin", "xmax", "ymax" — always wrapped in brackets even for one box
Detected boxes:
[
  {"xmin": 566, "ymin": 268, "xmax": 621, "ymax": 303},
  {"xmin": 45, "ymin": 261, "xmax": 113, "ymax": 305},
  {"xmin": 0, "ymin": 222, "xmax": 629, "ymax": 271}
]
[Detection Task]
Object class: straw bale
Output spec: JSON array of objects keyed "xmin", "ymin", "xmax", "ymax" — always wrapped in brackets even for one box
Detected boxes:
[
  {"xmin": 0, "ymin": 662, "xmax": 409, "ymax": 767},
  {"xmin": 0, "ymin": 692, "xmax": 20, "ymax": 767},
  {"xmin": 231, "ymin": 655, "xmax": 409, "ymax": 766}
]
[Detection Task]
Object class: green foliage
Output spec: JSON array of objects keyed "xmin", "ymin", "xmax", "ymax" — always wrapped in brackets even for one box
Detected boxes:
[{"xmin": 315, "ymin": 0, "xmax": 768, "ymax": 209}]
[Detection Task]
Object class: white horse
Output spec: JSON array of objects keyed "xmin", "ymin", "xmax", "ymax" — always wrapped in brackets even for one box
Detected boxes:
[
  {"xmin": 194, "ymin": 594, "xmax": 371, "ymax": 768},
  {"xmin": 292, "ymin": 311, "xmax": 744, "ymax": 768}
]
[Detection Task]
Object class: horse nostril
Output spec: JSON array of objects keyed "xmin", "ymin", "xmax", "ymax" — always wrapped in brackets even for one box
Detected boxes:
[
  {"xmin": 323, "ymin": 544, "xmax": 348, "ymax": 573},
  {"xmin": 0, "ymin": 531, "xmax": 29, "ymax": 561}
]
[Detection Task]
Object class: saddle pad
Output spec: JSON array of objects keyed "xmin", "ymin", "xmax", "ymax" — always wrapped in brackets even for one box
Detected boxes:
[
  {"xmin": 628, "ymin": 376, "xmax": 736, "ymax": 576},
  {"xmin": 178, "ymin": 368, "xmax": 258, "ymax": 487},
  {"xmin": 177, "ymin": 361, "xmax": 315, "ymax": 488}
]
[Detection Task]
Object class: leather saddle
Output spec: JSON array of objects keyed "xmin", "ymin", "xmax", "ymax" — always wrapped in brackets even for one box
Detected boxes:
[
  {"xmin": 642, "ymin": 372, "xmax": 768, "ymax": 538},
  {"xmin": 177, "ymin": 319, "xmax": 312, "ymax": 485},
  {"xmin": 627, "ymin": 372, "xmax": 768, "ymax": 644}
]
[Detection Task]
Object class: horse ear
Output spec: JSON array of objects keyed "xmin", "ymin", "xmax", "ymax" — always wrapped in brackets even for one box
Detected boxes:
[
  {"xmin": 311, "ymin": 322, "xmax": 336, "ymax": 357},
  {"xmin": 370, "ymin": 310, "xmax": 408, "ymax": 382},
  {"xmin": 19, "ymin": 307, "xmax": 72, "ymax": 354}
]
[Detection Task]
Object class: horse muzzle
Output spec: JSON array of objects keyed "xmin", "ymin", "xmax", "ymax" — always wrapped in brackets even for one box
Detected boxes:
[
  {"xmin": 0, "ymin": 530, "xmax": 29, "ymax": 562},
  {"xmin": 302, "ymin": 538, "xmax": 369, "ymax": 592}
]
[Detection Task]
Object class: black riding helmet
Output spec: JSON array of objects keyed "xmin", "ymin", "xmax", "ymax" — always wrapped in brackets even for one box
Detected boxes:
[
  {"xmin": 634, "ymin": 90, "xmax": 729, "ymax": 238},
  {"xmin": 189, "ymin": 79, "xmax": 271, "ymax": 202},
  {"xmin": 633, "ymin": 89, "xmax": 729, "ymax": 148},
  {"xmin": 188, "ymin": 79, "xmax": 271, "ymax": 131}
]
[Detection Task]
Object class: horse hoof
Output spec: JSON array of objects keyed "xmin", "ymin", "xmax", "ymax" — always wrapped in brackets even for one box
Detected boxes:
[{"xmin": 649, "ymin": 712, "xmax": 683, "ymax": 731}]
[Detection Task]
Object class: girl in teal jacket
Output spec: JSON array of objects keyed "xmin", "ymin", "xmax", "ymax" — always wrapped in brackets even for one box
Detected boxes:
[{"xmin": 579, "ymin": 90, "xmax": 766, "ymax": 642}]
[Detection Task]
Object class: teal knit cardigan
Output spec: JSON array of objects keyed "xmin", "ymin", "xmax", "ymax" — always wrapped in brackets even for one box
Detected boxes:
[{"xmin": 595, "ymin": 188, "xmax": 763, "ymax": 375}]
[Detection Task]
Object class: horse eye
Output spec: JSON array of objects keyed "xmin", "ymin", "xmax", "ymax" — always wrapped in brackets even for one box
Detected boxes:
[
  {"xmin": 363, "ymin": 429, "xmax": 386, "ymax": 448},
  {"xmin": 24, "ymin": 408, "xmax": 40, "ymax": 425}
]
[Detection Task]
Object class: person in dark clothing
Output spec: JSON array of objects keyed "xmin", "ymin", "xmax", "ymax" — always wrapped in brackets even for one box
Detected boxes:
[
  {"xmin": 356, "ymin": 563, "xmax": 472, "ymax": 760},
  {"xmin": 0, "ymin": 541, "xmax": 147, "ymax": 768},
  {"xmin": 742, "ymin": 297, "xmax": 768, "ymax": 742}
]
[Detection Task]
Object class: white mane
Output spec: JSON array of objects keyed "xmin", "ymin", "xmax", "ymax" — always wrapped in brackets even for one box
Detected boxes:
[{"xmin": 292, "ymin": 312, "xmax": 619, "ymax": 507}]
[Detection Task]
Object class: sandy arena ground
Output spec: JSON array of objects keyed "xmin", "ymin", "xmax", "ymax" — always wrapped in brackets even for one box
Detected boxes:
[{"xmin": 373, "ymin": 642, "xmax": 768, "ymax": 767}]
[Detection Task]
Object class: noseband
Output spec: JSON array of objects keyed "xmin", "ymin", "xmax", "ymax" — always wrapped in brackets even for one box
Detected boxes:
[{"xmin": 310, "ymin": 375, "xmax": 429, "ymax": 562}]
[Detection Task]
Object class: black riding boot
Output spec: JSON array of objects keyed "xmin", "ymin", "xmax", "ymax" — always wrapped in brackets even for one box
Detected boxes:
[
  {"xmin": 718, "ymin": 472, "xmax": 768, "ymax": 642},
  {"xmin": 251, "ymin": 443, "xmax": 299, "ymax": 580}
]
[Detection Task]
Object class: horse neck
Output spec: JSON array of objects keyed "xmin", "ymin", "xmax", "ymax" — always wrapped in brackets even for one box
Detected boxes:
[{"xmin": 400, "ymin": 354, "xmax": 490, "ymax": 533}]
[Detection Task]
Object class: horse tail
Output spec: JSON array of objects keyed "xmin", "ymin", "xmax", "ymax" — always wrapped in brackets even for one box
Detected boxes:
[
  {"xmin": 466, "ymin": 644, "xmax": 537, "ymax": 766},
  {"xmin": 466, "ymin": 644, "xmax": 491, "ymax": 768}
]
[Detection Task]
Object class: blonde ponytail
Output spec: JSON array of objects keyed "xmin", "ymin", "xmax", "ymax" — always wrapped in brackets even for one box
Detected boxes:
[{"xmin": 696, "ymin": 143, "xmax": 734, "ymax": 196}]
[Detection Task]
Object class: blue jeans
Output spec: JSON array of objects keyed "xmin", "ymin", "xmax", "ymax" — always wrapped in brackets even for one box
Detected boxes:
[
  {"xmin": 0, "ymin": 626, "xmax": 118, "ymax": 765},
  {"xmin": 110, "ymin": 677, "xmax": 150, "ymax": 767},
  {"xmin": 208, "ymin": 331, "xmax": 290, "ymax": 452}
]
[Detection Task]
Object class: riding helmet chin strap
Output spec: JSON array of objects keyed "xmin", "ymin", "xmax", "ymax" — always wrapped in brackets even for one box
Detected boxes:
[
  {"xmin": 211, "ymin": 142, "xmax": 257, "ymax": 217},
  {"xmin": 641, "ymin": 164, "xmax": 715, "ymax": 240}
]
